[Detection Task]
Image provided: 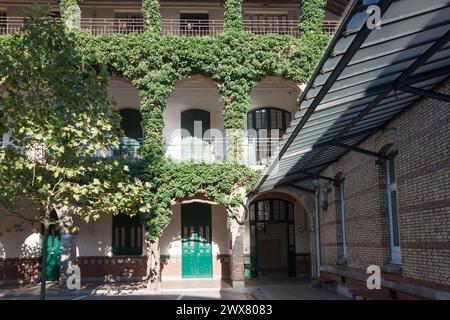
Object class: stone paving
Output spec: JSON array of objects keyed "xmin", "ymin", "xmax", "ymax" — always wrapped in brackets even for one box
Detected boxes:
[{"xmin": 0, "ymin": 278, "xmax": 345, "ymax": 300}]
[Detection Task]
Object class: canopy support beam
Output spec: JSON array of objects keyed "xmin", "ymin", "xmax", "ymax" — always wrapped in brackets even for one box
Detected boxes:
[
  {"xmin": 333, "ymin": 142, "xmax": 389, "ymax": 160},
  {"xmin": 399, "ymin": 85, "xmax": 450, "ymax": 102}
]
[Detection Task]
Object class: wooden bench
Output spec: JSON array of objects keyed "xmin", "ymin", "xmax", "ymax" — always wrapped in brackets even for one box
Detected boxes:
[{"xmin": 349, "ymin": 288, "xmax": 393, "ymax": 300}]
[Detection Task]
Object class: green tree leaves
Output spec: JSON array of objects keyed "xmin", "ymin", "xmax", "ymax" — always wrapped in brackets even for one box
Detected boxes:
[{"xmin": 0, "ymin": 7, "xmax": 151, "ymax": 232}]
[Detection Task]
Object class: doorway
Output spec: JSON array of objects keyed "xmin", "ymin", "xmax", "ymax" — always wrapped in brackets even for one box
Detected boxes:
[
  {"xmin": 40, "ymin": 211, "xmax": 61, "ymax": 281},
  {"xmin": 249, "ymin": 198, "xmax": 296, "ymax": 278},
  {"xmin": 181, "ymin": 203, "xmax": 213, "ymax": 278}
]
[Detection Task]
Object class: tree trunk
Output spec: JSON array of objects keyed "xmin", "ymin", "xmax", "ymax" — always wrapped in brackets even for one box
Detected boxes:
[
  {"xmin": 145, "ymin": 238, "xmax": 160, "ymax": 292},
  {"xmin": 40, "ymin": 225, "xmax": 49, "ymax": 300}
]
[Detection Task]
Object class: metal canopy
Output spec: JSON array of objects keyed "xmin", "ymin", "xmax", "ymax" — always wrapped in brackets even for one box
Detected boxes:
[{"xmin": 254, "ymin": 0, "xmax": 450, "ymax": 193}]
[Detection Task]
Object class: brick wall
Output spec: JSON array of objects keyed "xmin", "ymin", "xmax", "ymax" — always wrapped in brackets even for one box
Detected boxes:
[
  {"xmin": 318, "ymin": 81, "xmax": 450, "ymax": 298},
  {"xmin": 0, "ymin": 258, "xmax": 40, "ymax": 284},
  {"xmin": 77, "ymin": 256, "xmax": 147, "ymax": 281}
]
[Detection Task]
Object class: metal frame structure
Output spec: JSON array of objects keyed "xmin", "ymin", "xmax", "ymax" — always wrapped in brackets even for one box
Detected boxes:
[{"xmin": 254, "ymin": 0, "xmax": 450, "ymax": 193}]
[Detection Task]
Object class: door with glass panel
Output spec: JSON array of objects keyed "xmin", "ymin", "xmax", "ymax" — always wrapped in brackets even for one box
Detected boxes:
[
  {"xmin": 249, "ymin": 198, "xmax": 296, "ymax": 278},
  {"xmin": 181, "ymin": 203, "xmax": 213, "ymax": 278}
]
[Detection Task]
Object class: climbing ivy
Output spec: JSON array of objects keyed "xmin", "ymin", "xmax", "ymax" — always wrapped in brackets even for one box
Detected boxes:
[
  {"xmin": 299, "ymin": 0, "xmax": 327, "ymax": 33},
  {"xmin": 223, "ymin": 0, "xmax": 243, "ymax": 32},
  {"xmin": 142, "ymin": 0, "xmax": 161, "ymax": 33},
  {"xmin": 1, "ymin": 0, "xmax": 330, "ymax": 241},
  {"xmin": 140, "ymin": 161, "xmax": 259, "ymax": 240},
  {"xmin": 59, "ymin": 0, "xmax": 80, "ymax": 24}
]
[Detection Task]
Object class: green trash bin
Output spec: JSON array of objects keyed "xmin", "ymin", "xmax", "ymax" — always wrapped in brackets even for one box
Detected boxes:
[{"xmin": 244, "ymin": 262, "xmax": 252, "ymax": 279}]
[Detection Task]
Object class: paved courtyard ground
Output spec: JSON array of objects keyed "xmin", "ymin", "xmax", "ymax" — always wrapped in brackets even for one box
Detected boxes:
[{"xmin": 0, "ymin": 278, "xmax": 345, "ymax": 300}]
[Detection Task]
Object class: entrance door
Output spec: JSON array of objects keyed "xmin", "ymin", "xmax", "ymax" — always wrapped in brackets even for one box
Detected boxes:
[
  {"xmin": 249, "ymin": 199, "xmax": 296, "ymax": 278},
  {"xmin": 40, "ymin": 226, "xmax": 61, "ymax": 281},
  {"xmin": 181, "ymin": 203, "xmax": 213, "ymax": 278}
]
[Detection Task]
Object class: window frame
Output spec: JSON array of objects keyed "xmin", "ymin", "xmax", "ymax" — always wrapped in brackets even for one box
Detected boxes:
[
  {"xmin": 247, "ymin": 107, "xmax": 292, "ymax": 164},
  {"xmin": 335, "ymin": 177, "xmax": 347, "ymax": 259},
  {"xmin": 112, "ymin": 214, "xmax": 143, "ymax": 256},
  {"xmin": 386, "ymin": 154, "xmax": 401, "ymax": 264}
]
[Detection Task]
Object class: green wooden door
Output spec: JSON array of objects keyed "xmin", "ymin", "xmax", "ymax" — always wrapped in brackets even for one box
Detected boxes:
[
  {"xmin": 40, "ymin": 228, "xmax": 61, "ymax": 281},
  {"xmin": 181, "ymin": 203, "xmax": 212, "ymax": 278}
]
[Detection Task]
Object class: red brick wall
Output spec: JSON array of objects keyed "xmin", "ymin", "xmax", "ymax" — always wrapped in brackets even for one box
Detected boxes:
[
  {"xmin": 318, "ymin": 82, "xmax": 450, "ymax": 297},
  {"xmin": 77, "ymin": 256, "xmax": 147, "ymax": 280},
  {"xmin": 0, "ymin": 258, "xmax": 40, "ymax": 283}
]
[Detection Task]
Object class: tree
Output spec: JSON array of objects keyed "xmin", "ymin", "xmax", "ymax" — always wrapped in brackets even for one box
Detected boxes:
[{"xmin": 0, "ymin": 7, "xmax": 151, "ymax": 299}]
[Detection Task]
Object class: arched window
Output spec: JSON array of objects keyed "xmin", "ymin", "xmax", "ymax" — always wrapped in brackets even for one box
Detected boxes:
[
  {"xmin": 247, "ymin": 107, "xmax": 291, "ymax": 137},
  {"xmin": 247, "ymin": 108, "xmax": 291, "ymax": 164}
]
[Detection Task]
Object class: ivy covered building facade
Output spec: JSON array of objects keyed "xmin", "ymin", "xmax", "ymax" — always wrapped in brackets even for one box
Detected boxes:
[
  {"xmin": 1, "ymin": 0, "xmax": 448, "ymax": 301},
  {"xmin": 0, "ymin": 0, "xmax": 346, "ymax": 287}
]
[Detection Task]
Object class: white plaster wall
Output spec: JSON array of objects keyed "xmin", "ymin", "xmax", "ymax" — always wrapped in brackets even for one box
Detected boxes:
[
  {"xmin": 0, "ymin": 205, "xmax": 41, "ymax": 259},
  {"xmin": 248, "ymin": 78, "xmax": 300, "ymax": 116},
  {"xmin": 107, "ymin": 79, "xmax": 140, "ymax": 110},
  {"xmin": 163, "ymin": 77, "xmax": 225, "ymax": 161},
  {"xmin": 160, "ymin": 204, "xmax": 230, "ymax": 258},
  {"xmin": 76, "ymin": 215, "xmax": 113, "ymax": 257}
]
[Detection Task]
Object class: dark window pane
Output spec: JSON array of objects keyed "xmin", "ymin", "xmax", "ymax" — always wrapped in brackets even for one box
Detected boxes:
[
  {"xmin": 112, "ymin": 214, "xmax": 143, "ymax": 255},
  {"xmin": 247, "ymin": 112, "xmax": 253, "ymax": 129},
  {"xmin": 389, "ymin": 158, "xmax": 396, "ymax": 184},
  {"xmin": 391, "ymin": 190, "xmax": 400, "ymax": 247},
  {"xmin": 250, "ymin": 204, "xmax": 255, "ymax": 221}
]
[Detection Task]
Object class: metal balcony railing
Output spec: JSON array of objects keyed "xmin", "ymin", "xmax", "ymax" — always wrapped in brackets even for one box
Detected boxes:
[
  {"xmin": 163, "ymin": 135, "xmax": 281, "ymax": 165},
  {"xmin": 0, "ymin": 16, "xmax": 28, "ymax": 35},
  {"xmin": 164, "ymin": 137, "xmax": 226, "ymax": 163},
  {"xmin": 1, "ymin": 17, "xmax": 340, "ymax": 36},
  {"xmin": 322, "ymin": 20, "xmax": 340, "ymax": 35},
  {"xmin": 161, "ymin": 19, "xmax": 224, "ymax": 37},
  {"xmin": 80, "ymin": 18, "xmax": 145, "ymax": 35},
  {"xmin": 242, "ymin": 19, "xmax": 340, "ymax": 36},
  {"xmin": 242, "ymin": 19, "xmax": 299, "ymax": 36},
  {"xmin": 94, "ymin": 138, "xmax": 141, "ymax": 160}
]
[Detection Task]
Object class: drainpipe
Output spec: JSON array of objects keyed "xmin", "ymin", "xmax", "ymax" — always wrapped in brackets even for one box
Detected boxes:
[{"xmin": 314, "ymin": 179, "xmax": 321, "ymax": 279}]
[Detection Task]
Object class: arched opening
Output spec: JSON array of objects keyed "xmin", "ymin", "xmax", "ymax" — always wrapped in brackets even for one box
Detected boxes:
[
  {"xmin": 246, "ymin": 77, "xmax": 302, "ymax": 166},
  {"xmin": 246, "ymin": 107, "xmax": 292, "ymax": 165},
  {"xmin": 164, "ymin": 75, "xmax": 224, "ymax": 162},
  {"xmin": 107, "ymin": 78, "xmax": 142, "ymax": 159},
  {"xmin": 248, "ymin": 192, "xmax": 311, "ymax": 279}
]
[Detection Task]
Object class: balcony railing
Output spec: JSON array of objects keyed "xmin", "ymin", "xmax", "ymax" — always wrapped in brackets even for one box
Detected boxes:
[
  {"xmin": 164, "ymin": 136, "xmax": 280, "ymax": 165},
  {"xmin": 164, "ymin": 137, "xmax": 226, "ymax": 163},
  {"xmin": 0, "ymin": 17, "xmax": 27, "ymax": 35},
  {"xmin": 94, "ymin": 138, "xmax": 141, "ymax": 160},
  {"xmin": 242, "ymin": 19, "xmax": 299, "ymax": 36},
  {"xmin": 1, "ymin": 17, "xmax": 340, "ymax": 36},
  {"xmin": 161, "ymin": 19, "xmax": 224, "ymax": 37},
  {"xmin": 80, "ymin": 18, "xmax": 145, "ymax": 36},
  {"xmin": 322, "ymin": 20, "xmax": 340, "ymax": 35}
]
